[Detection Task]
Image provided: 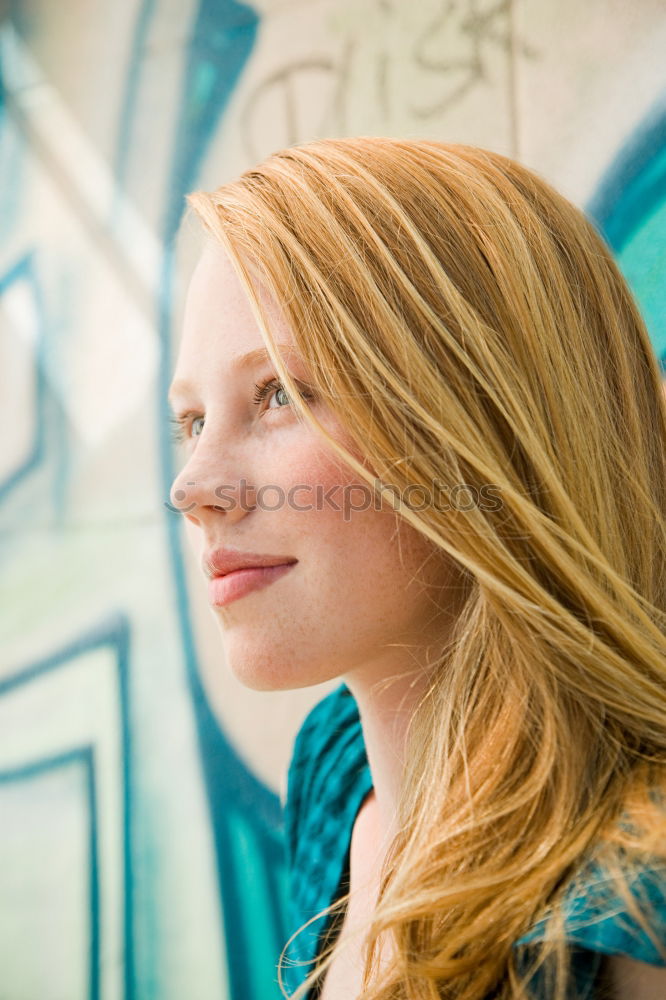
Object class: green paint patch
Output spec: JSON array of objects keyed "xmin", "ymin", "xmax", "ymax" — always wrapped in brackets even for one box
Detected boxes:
[{"xmin": 619, "ymin": 196, "xmax": 666, "ymax": 368}]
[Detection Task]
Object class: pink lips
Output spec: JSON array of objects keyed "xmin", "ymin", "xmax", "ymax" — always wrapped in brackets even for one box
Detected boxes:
[
  {"xmin": 203, "ymin": 547, "xmax": 298, "ymax": 608},
  {"xmin": 208, "ymin": 562, "xmax": 296, "ymax": 607}
]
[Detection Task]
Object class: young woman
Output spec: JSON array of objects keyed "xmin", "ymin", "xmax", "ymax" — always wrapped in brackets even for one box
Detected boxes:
[{"xmin": 168, "ymin": 137, "xmax": 666, "ymax": 1000}]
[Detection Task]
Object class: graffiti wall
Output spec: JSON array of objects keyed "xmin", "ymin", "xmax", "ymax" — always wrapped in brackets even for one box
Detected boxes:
[{"xmin": 1, "ymin": 1, "xmax": 664, "ymax": 998}]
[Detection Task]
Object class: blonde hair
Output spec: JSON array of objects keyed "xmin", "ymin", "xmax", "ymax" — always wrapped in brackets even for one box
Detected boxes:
[{"xmin": 184, "ymin": 137, "xmax": 666, "ymax": 1000}]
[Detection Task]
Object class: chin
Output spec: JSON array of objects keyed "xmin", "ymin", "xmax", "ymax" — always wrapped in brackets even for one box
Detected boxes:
[
  {"xmin": 222, "ymin": 652, "xmax": 298, "ymax": 692},
  {"xmin": 227, "ymin": 653, "xmax": 337, "ymax": 693},
  {"xmin": 231, "ymin": 669, "xmax": 286, "ymax": 693}
]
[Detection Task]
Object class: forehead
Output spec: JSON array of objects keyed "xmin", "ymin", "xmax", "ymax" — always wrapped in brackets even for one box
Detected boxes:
[
  {"xmin": 186, "ymin": 241, "xmax": 292, "ymax": 343},
  {"xmin": 171, "ymin": 242, "xmax": 296, "ymax": 391}
]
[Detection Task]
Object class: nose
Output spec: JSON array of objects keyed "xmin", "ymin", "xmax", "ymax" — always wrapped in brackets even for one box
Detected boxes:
[
  {"xmin": 168, "ymin": 452, "xmax": 255, "ymax": 528},
  {"xmin": 168, "ymin": 471, "xmax": 202, "ymax": 515}
]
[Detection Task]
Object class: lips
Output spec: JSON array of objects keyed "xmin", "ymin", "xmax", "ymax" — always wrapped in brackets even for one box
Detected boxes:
[
  {"xmin": 203, "ymin": 547, "xmax": 298, "ymax": 580},
  {"xmin": 208, "ymin": 561, "xmax": 297, "ymax": 608}
]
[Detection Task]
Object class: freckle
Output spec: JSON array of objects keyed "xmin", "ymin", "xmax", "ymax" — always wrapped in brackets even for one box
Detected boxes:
[{"xmin": 174, "ymin": 489, "xmax": 186, "ymax": 501}]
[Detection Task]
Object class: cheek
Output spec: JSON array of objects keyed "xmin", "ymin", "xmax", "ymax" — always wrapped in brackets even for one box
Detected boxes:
[
  {"xmin": 263, "ymin": 432, "xmax": 454, "ymax": 607},
  {"xmin": 275, "ymin": 444, "xmax": 434, "ymax": 583},
  {"xmin": 262, "ymin": 436, "xmax": 357, "ymax": 518},
  {"xmin": 258, "ymin": 400, "xmax": 375, "ymax": 510},
  {"xmin": 273, "ymin": 443, "xmax": 377, "ymax": 531}
]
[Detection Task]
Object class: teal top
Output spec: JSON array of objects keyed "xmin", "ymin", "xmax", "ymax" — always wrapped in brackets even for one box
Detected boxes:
[{"xmin": 282, "ymin": 682, "xmax": 666, "ymax": 999}]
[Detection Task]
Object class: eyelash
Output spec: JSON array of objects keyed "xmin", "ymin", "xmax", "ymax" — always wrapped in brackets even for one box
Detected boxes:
[{"xmin": 169, "ymin": 376, "xmax": 313, "ymax": 444}]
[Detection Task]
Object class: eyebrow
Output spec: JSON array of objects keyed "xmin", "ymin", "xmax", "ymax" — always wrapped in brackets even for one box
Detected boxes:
[{"xmin": 167, "ymin": 343, "xmax": 298, "ymax": 404}]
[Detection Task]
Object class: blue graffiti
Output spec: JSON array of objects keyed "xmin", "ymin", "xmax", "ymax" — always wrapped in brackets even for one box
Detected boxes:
[{"xmin": 587, "ymin": 91, "xmax": 666, "ymax": 373}]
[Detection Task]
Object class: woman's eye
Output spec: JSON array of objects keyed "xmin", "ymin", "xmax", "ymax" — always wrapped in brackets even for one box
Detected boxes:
[
  {"xmin": 252, "ymin": 377, "xmax": 313, "ymax": 412},
  {"xmin": 169, "ymin": 378, "xmax": 313, "ymax": 444},
  {"xmin": 169, "ymin": 414, "xmax": 204, "ymax": 444}
]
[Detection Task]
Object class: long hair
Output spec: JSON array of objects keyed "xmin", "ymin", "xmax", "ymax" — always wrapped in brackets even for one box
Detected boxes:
[{"xmin": 184, "ymin": 137, "xmax": 666, "ymax": 1000}]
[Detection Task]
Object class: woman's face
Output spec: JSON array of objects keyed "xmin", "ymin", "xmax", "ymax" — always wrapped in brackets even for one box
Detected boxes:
[{"xmin": 168, "ymin": 240, "xmax": 462, "ymax": 692}]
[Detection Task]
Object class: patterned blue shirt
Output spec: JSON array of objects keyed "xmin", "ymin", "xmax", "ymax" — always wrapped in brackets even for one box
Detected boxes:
[{"xmin": 281, "ymin": 682, "xmax": 666, "ymax": 999}]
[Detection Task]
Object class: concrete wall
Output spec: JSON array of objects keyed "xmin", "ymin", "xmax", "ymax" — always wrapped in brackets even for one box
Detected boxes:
[{"xmin": 1, "ymin": 2, "xmax": 664, "ymax": 998}]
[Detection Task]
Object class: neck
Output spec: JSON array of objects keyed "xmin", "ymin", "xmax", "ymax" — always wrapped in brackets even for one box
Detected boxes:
[{"xmin": 343, "ymin": 659, "xmax": 432, "ymax": 856}]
